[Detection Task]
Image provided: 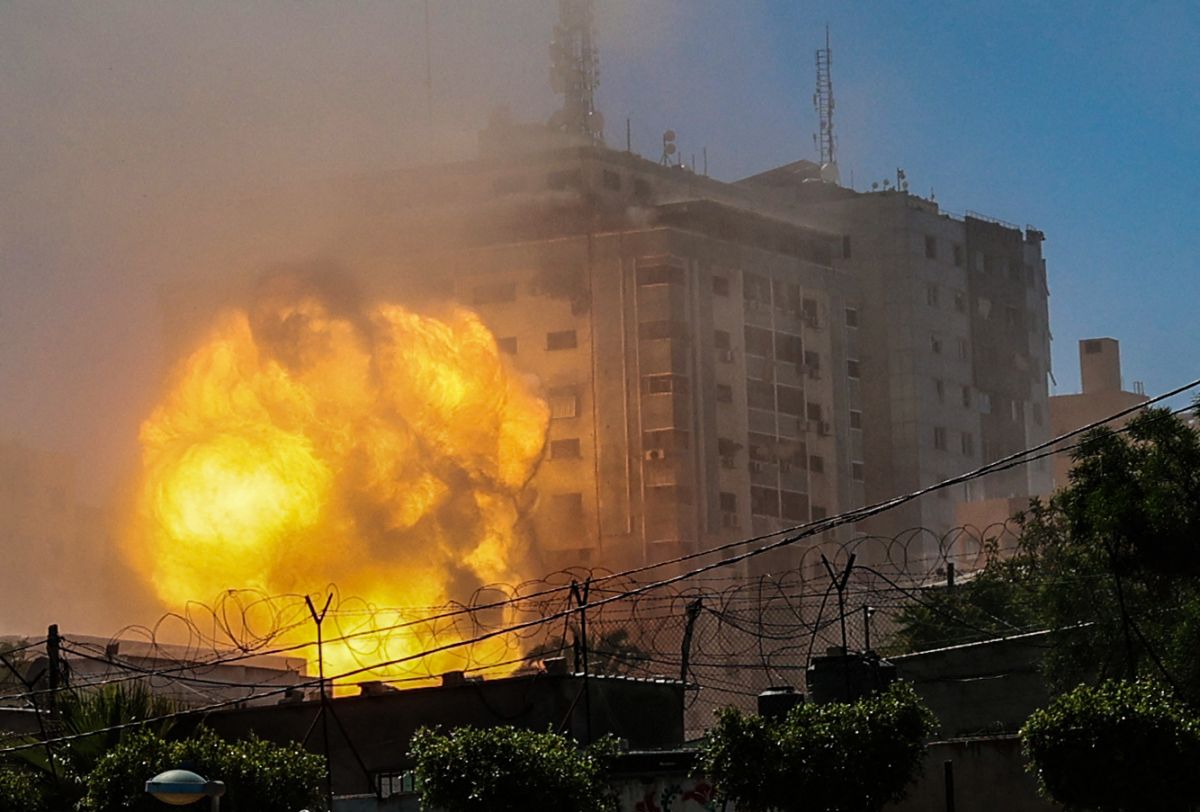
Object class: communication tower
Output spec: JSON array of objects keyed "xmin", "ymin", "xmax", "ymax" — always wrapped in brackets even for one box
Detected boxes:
[
  {"xmin": 549, "ymin": 0, "xmax": 604, "ymax": 144},
  {"xmin": 812, "ymin": 25, "xmax": 839, "ymax": 183}
]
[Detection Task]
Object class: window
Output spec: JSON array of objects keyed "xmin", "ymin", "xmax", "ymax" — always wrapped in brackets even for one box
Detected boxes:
[
  {"xmin": 645, "ymin": 429, "xmax": 689, "ymax": 451},
  {"xmin": 781, "ymin": 490, "xmax": 809, "ymax": 521},
  {"xmin": 634, "ymin": 178, "xmax": 652, "ymax": 199},
  {"xmin": 546, "ymin": 330, "xmax": 578, "ymax": 350},
  {"xmin": 933, "ymin": 426, "xmax": 947, "ymax": 451},
  {"xmin": 925, "ymin": 235, "xmax": 938, "ymax": 259},
  {"xmin": 978, "ymin": 392, "xmax": 993, "ymax": 414},
  {"xmin": 953, "ymin": 290, "xmax": 966, "ymax": 313},
  {"xmin": 744, "ymin": 325, "xmax": 773, "ymax": 357},
  {"xmin": 712, "ymin": 275, "xmax": 730, "ymax": 296},
  {"xmin": 602, "ymin": 169, "xmax": 621, "ymax": 190},
  {"xmin": 550, "ymin": 438, "xmax": 581, "ymax": 459},
  {"xmin": 743, "ymin": 273, "xmax": 771, "ymax": 305},
  {"xmin": 809, "ymin": 454, "xmax": 825, "ymax": 474},
  {"xmin": 973, "ymin": 251, "xmax": 985, "ymax": 272},
  {"xmin": 776, "ymin": 332, "xmax": 803, "ymax": 364},
  {"xmin": 849, "ymin": 410, "xmax": 863, "ymax": 429},
  {"xmin": 716, "ymin": 383, "xmax": 734, "ymax": 403},
  {"xmin": 638, "ymin": 264, "xmax": 683, "ymax": 286},
  {"xmin": 747, "ymin": 380, "xmax": 775, "ymax": 411},
  {"xmin": 926, "ymin": 283, "xmax": 940, "ymax": 307},
  {"xmin": 1084, "ymin": 340, "xmax": 1103, "ymax": 354},
  {"xmin": 496, "ymin": 336, "xmax": 518, "ymax": 355},
  {"xmin": 957, "ymin": 338, "xmax": 970, "ymax": 360},
  {"xmin": 1005, "ymin": 305, "xmax": 1019, "ymax": 327},
  {"xmin": 719, "ymin": 492, "xmax": 738, "ymax": 513},
  {"xmin": 1011, "ymin": 400, "xmax": 1022, "ymax": 422},
  {"xmin": 751, "ymin": 486, "xmax": 780, "ymax": 517},
  {"xmin": 930, "ymin": 334, "xmax": 943, "ymax": 355},
  {"xmin": 776, "ymin": 385, "xmax": 804, "ymax": 415},
  {"xmin": 851, "ymin": 461, "xmax": 865, "ymax": 481},
  {"xmin": 806, "ymin": 402, "xmax": 823, "ymax": 421},
  {"xmin": 846, "ymin": 359, "xmax": 861, "ymax": 379},
  {"xmin": 801, "ymin": 298, "xmax": 820, "ymax": 326},
  {"xmin": 639, "ymin": 321, "xmax": 689, "ymax": 341},
  {"xmin": 643, "ymin": 374, "xmax": 689, "ymax": 395},
  {"xmin": 977, "ymin": 297, "xmax": 992, "ymax": 318},
  {"xmin": 551, "ymin": 492, "xmax": 584, "ymax": 518},
  {"xmin": 961, "ymin": 385, "xmax": 972, "ymax": 408},
  {"xmin": 842, "ymin": 235, "xmax": 852, "ymax": 259},
  {"xmin": 934, "ymin": 378, "xmax": 945, "ymax": 403},
  {"xmin": 953, "ymin": 243, "xmax": 964, "ymax": 267},
  {"xmin": 547, "ymin": 169, "xmax": 582, "ymax": 190},
  {"xmin": 844, "ymin": 307, "xmax": 859, "ymax": 327},
  {"xmin": 548, "ymin": 387, "xmax": 579, "ymax": 419},
  {"xmin": 803, "ymin": 350, "xmax": 821, "ymax": 373},
  {"xmin": 961, "ymin": 432, "xmax": 975, "ymax": 456},
  {"xmin": 473, "ymin": 281, "xmax": 517, "ymax": 305},
  {"xmin": 714, "ymin": 329, "xmax": 731, "ymax": 350}
]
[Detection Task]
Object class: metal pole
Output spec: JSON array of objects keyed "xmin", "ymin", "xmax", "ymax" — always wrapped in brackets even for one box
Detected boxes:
[
  {"xmin": 47, "ymin": 624, "xmax": 61, "ymax": 718},
  {"xmin": 570, "ymin": 579, "xmax": 593, "ymax": 744},
  {"xmin": 862, "ymin": 605, "xmax": 872, "ymax": 652},
  {"xmin": 943, "ymin": 759, "xmax": 956, "ymax": 812},
  {"xmin": 305, "ymin": 594, "xmax": 334, "ymax": 808}
]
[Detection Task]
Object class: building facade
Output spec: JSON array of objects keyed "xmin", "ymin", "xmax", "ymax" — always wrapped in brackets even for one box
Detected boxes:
[{"xmin": 337, "ymin": 136, "xmax": 1052, "ymax": 574}]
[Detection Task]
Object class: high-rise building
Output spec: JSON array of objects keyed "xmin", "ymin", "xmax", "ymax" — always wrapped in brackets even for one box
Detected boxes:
[{"xmin": 341, "ymin": 130, "xmax": 1052, "ymax": 572}]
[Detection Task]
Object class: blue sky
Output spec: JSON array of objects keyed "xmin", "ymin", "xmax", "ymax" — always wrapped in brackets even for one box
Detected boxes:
[
  {"xmin": 2, "ymin": 1, "xmax": 1198, "ymax": 501},
  {"xmin": 598, "ymin": 2, "xmax": 1199, "ymax": 400}
]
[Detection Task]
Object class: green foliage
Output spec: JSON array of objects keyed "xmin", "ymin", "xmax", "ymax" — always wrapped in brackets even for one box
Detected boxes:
[
  {"xmin": 697, "ymin": 681, "xmax": 936, "ymax": 812},
  {"xmin": 1021, "ymin": 679, "xmax": 1200, "ymax": 812},
  {"xmin": 896, "ymin": 406, "xmax": 1200, "ymax": 700},
  {"xmin": 80, "ymin": 726, "xmax": 326, "ymax": 812},
  {"xmin": 410, "ymin": 725, "xmax": 619, "ymax": 812},
  {"xmin": 10, "ymin": 683, "xmax": 181, "ymax": 809},
  {"xmin": 0, "ymin": 762, "xmax": 44, "ymax": 812}
]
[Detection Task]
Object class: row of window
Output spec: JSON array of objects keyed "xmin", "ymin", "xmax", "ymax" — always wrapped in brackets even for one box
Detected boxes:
[
  {"xmin": 932, "ymin": 426, "xmax": 975, "ymax": 456},
  {"xmin": 496, "ymin": 331, "xmax": 578, "ymax": 354},
  {"xmin": 930, "ymin": 334, "xmax": 971, "ymax": 359},
  {"xmin": 492, "ymin": 169, "xmax": 651, "ymax": 198}
]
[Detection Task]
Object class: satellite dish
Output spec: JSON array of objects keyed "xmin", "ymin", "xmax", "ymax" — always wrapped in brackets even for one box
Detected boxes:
[
  {"xmin": 664, "ymin": 143, "xmax": 676, "ymax": 155},
  {"xmin": 663, "ymin": 130, "xmax": 676, "ymax": 142}
]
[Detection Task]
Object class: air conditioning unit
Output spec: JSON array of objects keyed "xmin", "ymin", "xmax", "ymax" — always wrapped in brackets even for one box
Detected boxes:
[
  {"xmin": 748, "ymin": 461, "xmax": 765, "ymax": 474},
  {"xmin": 804, "ymin": 365, "xmax": 821, "ymax": 380},
  {"xmin": 803, "ymin": 313, "xmax": 820, "ymax": 329},
  {"xmin": 779, "ymin": 459, "xmax": 792, "ymax": 474},
  {"xmin": 721, "ymin": 512, "xmax": 740, "ymax": 529},
  {"xmin": 718, "ymin": 349, "xmax": 735, "ymax": 363},
  {"xmin": 643, "ymin": 448, "xmax": 667, "ymax": 461},
  {"xmin": 819, "ymin": 421, "xmax": 832, "ymax": 436},
  {"xmin": 720, "ymin": 456, "xmax": 737, "ymax": 469}
]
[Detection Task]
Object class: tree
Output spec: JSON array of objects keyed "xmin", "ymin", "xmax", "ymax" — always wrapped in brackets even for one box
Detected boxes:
[
  {"xmin": 896, "ymin": 406, "xmax": 1200, "ymax": 699},
  {"xmin": 0, "ymin": 763, "xmax": 44, "ymax": 812},
  {"xmin": 697, "ymin": 681, "xmax": 937, "ymax": 812},
  {"xmin": 80, "ymin": 726, "xmax": 326, "ymax": 812},
  {"xmin": 10, "ymin": 683, "xmax": 180, "ymax": 810},
  {"xmin": 410, "ymin": 725, "xmax": 619, "ymax": 812},
  {"xmin": 1021, "ymin": 679, "xmax": 1200, "ymax": 812}
]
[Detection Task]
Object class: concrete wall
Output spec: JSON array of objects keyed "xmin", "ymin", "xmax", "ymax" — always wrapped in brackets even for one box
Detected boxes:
[
  {"xmin": 889, "ymin": 737, "xmax": 1055, "ymax": 812},
  {"xmin": 194, "ymin": 672, "xmax": 684, "ymax": 796},
  {"xmin": 892, "ymin": 631, "xmax": 1053, "ymax": 738}
]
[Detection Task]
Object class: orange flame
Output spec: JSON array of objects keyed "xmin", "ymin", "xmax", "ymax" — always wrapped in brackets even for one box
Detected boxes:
[{"xmin": 129, "ymin": 278, "xmax": 548, "ymax": 685}]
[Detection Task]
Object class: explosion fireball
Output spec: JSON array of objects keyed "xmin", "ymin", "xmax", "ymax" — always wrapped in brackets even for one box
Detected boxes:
[{"xmin": 129, "ymin": 272, "xmax": 550, "ymax": 684}]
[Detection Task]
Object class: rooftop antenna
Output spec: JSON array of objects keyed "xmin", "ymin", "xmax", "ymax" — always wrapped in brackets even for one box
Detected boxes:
[
  {"xmin": 549, "ymin": 0, "xmax": 604, "ymax": 144},
  {"xmin": 813, "ymin": 25, "xmax": 839, "ymax": 184}
]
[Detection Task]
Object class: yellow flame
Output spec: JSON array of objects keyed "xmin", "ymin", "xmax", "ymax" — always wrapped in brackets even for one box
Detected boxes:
[{"xmin": 130, "ymin": 289, "xmax": 548, "ymax": 686}]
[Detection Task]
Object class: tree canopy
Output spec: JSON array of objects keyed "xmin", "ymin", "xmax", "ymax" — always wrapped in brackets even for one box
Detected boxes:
[
  {"xmin": 896, "ymin": 405, "xmax": 1200, "ymax": 699},
  {"xmin": 697, "ymin": 681, "xmax": 936, "ymax": 812},
  {"xmin": 410, "ymin": 725, "xmax": 619, "ymax": 812},
  {"xmin": 1021, "ymin": 679, "xmax": 1200, "ymax": 812}
]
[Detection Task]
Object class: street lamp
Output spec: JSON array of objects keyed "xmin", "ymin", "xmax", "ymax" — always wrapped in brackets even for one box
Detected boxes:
[{"xmin": 146, "ymin": 769, "xmax": 226, "ymax": 811}]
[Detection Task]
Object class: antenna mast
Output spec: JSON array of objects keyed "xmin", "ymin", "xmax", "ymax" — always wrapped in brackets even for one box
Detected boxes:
[
  {"xmin": 813, "ymin": 25, "xmax": 839, "ymax": 183},
  {"xmin": 549, "ymin": 0, "xmax": 603, "ymax": 144}
]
